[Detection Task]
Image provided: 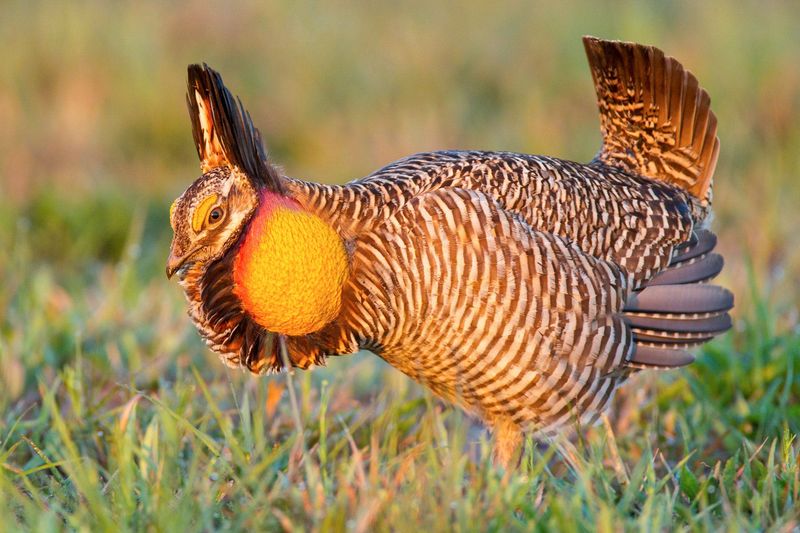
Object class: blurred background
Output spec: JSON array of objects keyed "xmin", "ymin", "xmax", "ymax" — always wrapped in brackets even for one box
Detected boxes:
[
  {"xmin": 1, "ymin": 2, "xmax": 799, "ymax": 528},
  {"xmin": 1, "ymin": 0, "xmax": 798, "ymax": 424}
]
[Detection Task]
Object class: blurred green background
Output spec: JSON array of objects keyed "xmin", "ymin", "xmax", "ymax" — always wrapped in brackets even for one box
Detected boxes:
[{"xmin": 1, "ymin": 1, "xmax": 799, "ymax": 529}]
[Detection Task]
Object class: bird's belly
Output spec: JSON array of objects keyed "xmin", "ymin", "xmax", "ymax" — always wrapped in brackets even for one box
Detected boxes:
[{"xmin": 375, "ymin": 334, "xmax": 623, "ymax": 433}]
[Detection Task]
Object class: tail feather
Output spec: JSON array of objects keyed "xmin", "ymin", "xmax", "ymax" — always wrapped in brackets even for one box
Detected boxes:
[
  {"xmin": 626, "ymin": 310, "xmax": 731, "ymax": 333},
  {"xmin": 582, "ymin": 36, "xmax": 731, "ymax": 368},
  {"xmin": 629, "ymin": 345, "xmax": 695, "ymax": 369},
  {"xmin": 632, "ymin": 329, "xmax": 723, "ymax": 346},
  {"xmin": 583, "ymin": 36, "xmax": 719, "ymax": 207}
]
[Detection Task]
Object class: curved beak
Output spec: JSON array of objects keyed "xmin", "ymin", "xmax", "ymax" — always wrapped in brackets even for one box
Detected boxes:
[
  {"xmin": 166, "ymin": 239, "xmax": 194, "ymax": 279},
  {"xmin": 165, "ymin": 252, "xmax": 186, "ymax": 279}
]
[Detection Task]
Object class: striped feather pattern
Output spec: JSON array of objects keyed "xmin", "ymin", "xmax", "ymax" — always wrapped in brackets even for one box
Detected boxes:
[
  {"xmin": 288, "ymin": 151, "xmax": 694, "ymax": 285},
  {"xmin": 337, "ymin": 188, "xmax": 635, "ymax": 432},
  {"xmin": 582, "ymin": 37, "xmax": 720, "ymax": 209}
]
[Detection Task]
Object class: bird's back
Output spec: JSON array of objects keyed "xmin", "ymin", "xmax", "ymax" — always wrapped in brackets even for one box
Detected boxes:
[
  {"xmin": 289, "ymin": 150, "xmax": 695, "ymax": 285},
  {"xmin": 286, "ymin": 149, "xmax": 728, "ymax": 432}
]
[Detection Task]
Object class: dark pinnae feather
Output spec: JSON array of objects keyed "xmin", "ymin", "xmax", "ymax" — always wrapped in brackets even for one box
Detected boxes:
[
  {"xmin": 630, "ymin": 345, "xmax": 695, "ymax": 368},
  {"xmin": 186, "ymin": 63, "xmax": 285, "ymax": 194},
  {"xmin": 645, "ymin": 252, "xmax": 724, "ymax": 286},
  {"xmin": 624, "ymin": 284, "xmax": 733, "ymax": 315},
  {"xmin": 186, "ymin": 77, "xmax": 206, "ymax": 165},
  {"xmin": 670, "ymin": 230, "xmax": 717, "ymax": 264}
]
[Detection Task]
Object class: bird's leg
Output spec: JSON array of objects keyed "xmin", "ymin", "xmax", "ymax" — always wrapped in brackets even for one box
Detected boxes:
[{"xmin": 492, "ymin": 417, "xmax": 523, "ymax": 469}]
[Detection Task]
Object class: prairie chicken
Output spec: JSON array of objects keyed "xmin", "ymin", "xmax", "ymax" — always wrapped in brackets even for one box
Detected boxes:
[{"xmin": 167, "ymin": 36, "xmax": 733, "ymax": 465}]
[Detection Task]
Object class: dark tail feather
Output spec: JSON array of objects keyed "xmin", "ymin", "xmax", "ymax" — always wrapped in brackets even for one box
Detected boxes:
[
  {"xmin": 626, "ymin": 311, "xmax": 731, "ymax": 334},
  {"xmin": 623, "ymin": 230, "xmax": 733, "ymax": 368}
]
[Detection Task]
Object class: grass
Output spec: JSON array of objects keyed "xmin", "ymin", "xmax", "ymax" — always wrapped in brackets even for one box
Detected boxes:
[
  {"xmin": 1, "ymin": 0, "xmax": 799, "ymax": 530},
  {"xmin": 1, "ymin": 217, "xmax": 799, "ymax": 530}
]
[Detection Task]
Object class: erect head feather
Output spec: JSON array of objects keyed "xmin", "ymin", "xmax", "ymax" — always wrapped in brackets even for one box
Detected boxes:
[{"xmin": 186, "ymin": 64, "xmax": 285, "ymax": 194}]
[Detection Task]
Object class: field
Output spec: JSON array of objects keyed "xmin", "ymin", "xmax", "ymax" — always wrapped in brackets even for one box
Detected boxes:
[{"xmin": 1, "ymin": 1, "xmax": 799, "ymax": 530}]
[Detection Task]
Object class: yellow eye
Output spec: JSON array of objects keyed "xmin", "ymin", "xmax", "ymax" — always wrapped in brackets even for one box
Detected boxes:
[
  {"xmin": 169, "ymin": 200, "xmax": 177, "ymax": 220},
  {"xmin": 192, "ymin": 193, "xmax": 219, "ymax": 232}
]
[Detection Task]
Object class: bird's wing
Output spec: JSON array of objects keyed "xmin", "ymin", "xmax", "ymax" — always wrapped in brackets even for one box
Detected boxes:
[
  {"xmin": 345, "ymin": 187, "xmax": 638, "ymax": 430},
  {"xmin": 343, "ymin": 186, "xmax": 731, "ymax": 430}
]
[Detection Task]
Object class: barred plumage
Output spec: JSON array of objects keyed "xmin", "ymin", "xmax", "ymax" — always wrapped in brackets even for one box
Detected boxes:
[
  {"xmin": 167, "ymin": 37, "xmax": 733, "ymax": 465},
  {"xmin": 287, "ymin": 151, "xmax": 694, "ymax": 285},
  {"xmin": 341, "ymin": 187, "xmax": 634, "ymax": 432}
]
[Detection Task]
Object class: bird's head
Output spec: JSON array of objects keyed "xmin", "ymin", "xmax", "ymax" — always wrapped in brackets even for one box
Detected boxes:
[
  {"xmin": 166, "ymin": 165, "xmax": 258, "ymax": 279},
  {"xmin": 167, "ymin": 64, "xmax": 348, "ymax": 339}
]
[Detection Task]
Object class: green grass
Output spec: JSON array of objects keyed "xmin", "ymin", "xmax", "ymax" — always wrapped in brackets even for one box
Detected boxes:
[
  {"xmin": 1, "ymin": 214, "xmax": 799, "ymax": 530},
  {"xmin": 1, "ymin": 0, "xmax": 799, "ymax": 530}
]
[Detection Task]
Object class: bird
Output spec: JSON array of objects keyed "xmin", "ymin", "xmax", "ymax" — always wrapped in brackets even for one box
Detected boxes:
[{"xmin": 167, "ymin": 36, "xmax": 733, "ymax": 466}]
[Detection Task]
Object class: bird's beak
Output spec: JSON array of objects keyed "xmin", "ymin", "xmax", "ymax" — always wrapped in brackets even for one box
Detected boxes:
[{"xmin": 166, "ymin": 241, "xmax": 193, "ymax": 279}]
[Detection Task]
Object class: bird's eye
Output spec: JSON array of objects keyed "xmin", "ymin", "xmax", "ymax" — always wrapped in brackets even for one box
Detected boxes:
[{"xmin": 208, "ymin": 207, "xmax": 224, "ymax": 224}]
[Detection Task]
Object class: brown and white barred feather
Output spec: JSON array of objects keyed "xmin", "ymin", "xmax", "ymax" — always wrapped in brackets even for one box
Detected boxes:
[
  {"xmin": 288, "ymin": 151, "xmax": 694, "ymax": 286},
  {"xmin": 188, "ymin": 152, "xmax": 731, "ymax": 382},
  {"xmin": 338, "ymin": 187, "xmax": 637, "ymax": 432}
]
